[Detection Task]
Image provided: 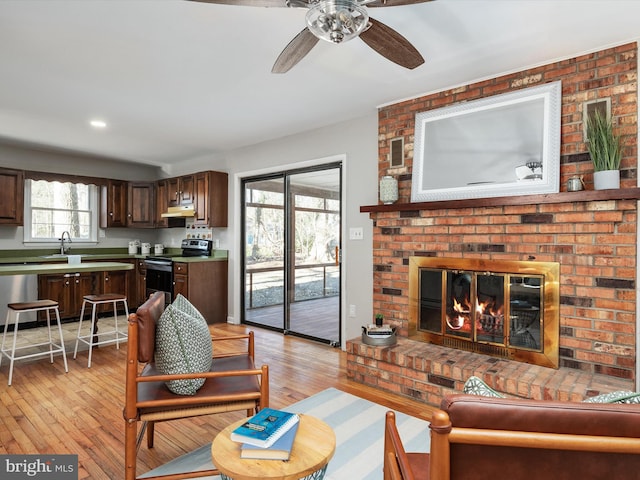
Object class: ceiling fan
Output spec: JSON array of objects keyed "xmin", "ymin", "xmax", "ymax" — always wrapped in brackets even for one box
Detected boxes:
[{"xmin": 189, "ymin": 0, "xmax": 433, "ymax": 73}]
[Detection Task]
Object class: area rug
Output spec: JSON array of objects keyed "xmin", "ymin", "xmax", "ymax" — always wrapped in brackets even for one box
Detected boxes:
[{"xmin": 142, "ymin": 387, "xmax": 430, "ymax": 480}]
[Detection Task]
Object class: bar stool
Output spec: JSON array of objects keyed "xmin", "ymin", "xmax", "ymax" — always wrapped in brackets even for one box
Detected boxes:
[
  {"xmin": 0, "ymin": 300, "xmax": 69, "ymax": 386},
  {"xmin": 73, "ymin": 293, "xmax": 129, "ymax": 368}
]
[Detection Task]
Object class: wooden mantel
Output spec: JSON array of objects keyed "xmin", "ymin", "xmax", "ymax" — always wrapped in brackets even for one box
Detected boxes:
[{"xmin": 360, "ymin": 188, "xmax": 640, "ymax": 213}]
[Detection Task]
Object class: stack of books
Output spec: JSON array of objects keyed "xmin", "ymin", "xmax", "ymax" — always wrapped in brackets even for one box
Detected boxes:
[{"xmin": 230, "ymin": 408, "xmax": 300, "ymax": 460}]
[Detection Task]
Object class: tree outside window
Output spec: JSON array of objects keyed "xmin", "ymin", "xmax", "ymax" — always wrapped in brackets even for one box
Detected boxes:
[{"xmin": 28, "ymin": 180, "xmax": 94, "ymax": 241}]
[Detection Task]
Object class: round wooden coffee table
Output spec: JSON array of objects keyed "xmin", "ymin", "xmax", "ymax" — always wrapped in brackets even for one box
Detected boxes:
[{"xmin": 211, "ymin": 414, "xmax": 336, "ymax": 480}]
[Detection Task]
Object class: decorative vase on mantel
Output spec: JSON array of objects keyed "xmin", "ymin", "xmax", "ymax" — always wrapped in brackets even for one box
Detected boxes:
[
  {"xmin": 593, "ymin": 169, "xmax": 620, "ymax": 190},
  {"xmin": 379, "ymin": 175, "xmax": 398, "ymax": 204}
]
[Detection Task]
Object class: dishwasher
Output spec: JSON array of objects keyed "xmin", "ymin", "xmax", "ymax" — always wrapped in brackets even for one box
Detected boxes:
[{"xmin": 0, "ymin": 271, "xmax": 39, "ymax": 325}]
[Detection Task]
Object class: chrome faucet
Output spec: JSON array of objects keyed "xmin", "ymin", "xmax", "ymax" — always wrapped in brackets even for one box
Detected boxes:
[{"xmin": 60, "ymin": 231, "xmax": 72, "ymax": 255}]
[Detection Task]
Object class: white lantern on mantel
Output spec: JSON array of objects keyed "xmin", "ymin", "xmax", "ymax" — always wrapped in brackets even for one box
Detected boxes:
[{"xmin": 379, "ymin": 175, "xmax": 398, "ymax": 204}]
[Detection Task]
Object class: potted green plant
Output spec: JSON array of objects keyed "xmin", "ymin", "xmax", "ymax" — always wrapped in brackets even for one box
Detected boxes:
[
  {"xmin": 375, "ymin": 313, "xmax": 384, "ymax": 327},
  {"xmin": 585, "ymin": 109, "xmax": 622, "ymax": 190}
]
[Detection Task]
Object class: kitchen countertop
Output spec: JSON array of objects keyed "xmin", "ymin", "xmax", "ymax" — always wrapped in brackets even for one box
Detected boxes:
[
  {"xmin": 0, "ymin": 249, "xmax": 229, "ymax": 266},
  {"xmin": 0, "ymin": 261, "xmax": 135, "ymax": 276}
]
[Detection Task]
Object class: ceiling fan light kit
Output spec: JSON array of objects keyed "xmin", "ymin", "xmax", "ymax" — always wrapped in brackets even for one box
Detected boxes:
[
  {"xmin": 305, "ymin": 1, "xmax": 369, "ymax": 44},
  {"xmin": 189, "ymin": 0, "xmax": 431, "ymax": 72}
]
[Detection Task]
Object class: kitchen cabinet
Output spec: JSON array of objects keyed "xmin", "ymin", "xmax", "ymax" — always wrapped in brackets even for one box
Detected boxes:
[
  {"xmin": 157, "ymin": 170, "xmax": 228, "ymax": 228},
  {"xmin": 102, "ymin": 268, "xmax": 132, "ymax": 314},
  {"xmin": 172, "ymin": 260, "xmax": 228, "ymax": 323},
  {"xmin": 168, "ymin": 174, "xmax": 195, "ymax": 207},
  {"xmin": 127, "ymin": 182, "xmax": 155, "ymax": 228},
  {"xmin": 173, "ymin": 262, "xmax": 188, "ymax": 299},
  {"xmin": 101, "ymin": 180, "xmax": 155, "ymax": 229},
  {"xmin": 38, "ymin": 259, "xmax": 135, "ymax": 320},
  {"xmin": 38, "ymin": 272, "xmax": 101, "ymax": 320},
  {"xmin": 155, "ymin": 179, "xmax": 169, "ymax": 228},
  {"xmin": 100, "ymin": 180, "xmax": 127, "ymax": 228},
  {"xmin": 135, "ymin": 259, "xmax": 147, "ymax": 307},
  {"xmin": 193, "ymin": 171, "xmax": 228, "ymax": 227},
  {"xmin": 103, "ymin": 269, "xmax": 130, "ymax": 297},
  {"xmin": 0, "ymin": 168, "xmax": 24, "ymax": 225}
]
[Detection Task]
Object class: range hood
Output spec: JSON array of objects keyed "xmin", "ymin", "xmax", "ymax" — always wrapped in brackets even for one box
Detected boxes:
[{"xmin": 161, "ymin": 205, "xmax": 195, "ymax": 218}]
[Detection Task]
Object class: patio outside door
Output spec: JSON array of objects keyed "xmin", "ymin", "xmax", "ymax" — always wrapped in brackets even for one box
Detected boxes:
[{"xmin": 242, "ymin": 164, "xmax": 341, "ymax": 345}]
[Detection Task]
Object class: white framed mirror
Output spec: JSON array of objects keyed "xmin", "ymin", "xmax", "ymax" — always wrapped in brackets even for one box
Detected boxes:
[{"xmin": 411, "ymin": 81, "xmax": 562, "ymax": 202}]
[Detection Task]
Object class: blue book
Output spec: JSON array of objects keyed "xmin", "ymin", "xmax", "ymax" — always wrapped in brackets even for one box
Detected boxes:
[
  {"xmin": 240, "ymin": 422, "xmax": 299, "ymax": 460},
  {"xmin": 230, "ymin": 408, "xmax": 300, "ymax": 448}
]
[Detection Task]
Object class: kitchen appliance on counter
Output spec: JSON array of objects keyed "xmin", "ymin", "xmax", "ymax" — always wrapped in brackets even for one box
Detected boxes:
[
  {"xmin": 144, "ymin": 239, "xmax": 213, "ymax": 305},
  {"xmin": 128, "ymin": 240, "xmax": 139, "ymax": 255}
]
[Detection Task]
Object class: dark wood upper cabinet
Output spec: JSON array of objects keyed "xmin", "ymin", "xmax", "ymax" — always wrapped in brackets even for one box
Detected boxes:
[
  {"xmin": 155, "ymin": 179, "xmax": 169, "ymax": 228},
  {"xmin": 0, "ymin": 168, "xmax": 24, "ymax": 225},
  {"xmin": 157, "ymin": 170, "xmax": 228, "ymax": 228},
  {"xmin": 2, "ymin": 167, "xmax": 227, "ymax": 231},
  {"xmin": 100, "ymin": 180, "xmax": 127, "ymax": 228},
  {"xmin": 168, "ymin": 174, "xmax": 195, "ymax": 207},
  {"xmin": 194, "ymin": 171, "xmax": 228, "ymax": 227},
  {"xmin": 127, "ymin": 182, "xmax": 155, "ymax": 228}
]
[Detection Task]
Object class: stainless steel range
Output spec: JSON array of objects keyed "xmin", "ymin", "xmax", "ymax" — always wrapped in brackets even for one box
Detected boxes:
[
  {"xmin": 180, "ymin": 239, "xmax": 213, "ymax": 257},
  {"xmin": 144, "ymin": 239, "xmax": 213, "ymax": 304}
]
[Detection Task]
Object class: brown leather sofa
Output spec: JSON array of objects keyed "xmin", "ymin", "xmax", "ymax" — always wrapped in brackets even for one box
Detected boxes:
[{"xmin": 384, "ymin": 393, "xmax": 640, "ymax": 480}]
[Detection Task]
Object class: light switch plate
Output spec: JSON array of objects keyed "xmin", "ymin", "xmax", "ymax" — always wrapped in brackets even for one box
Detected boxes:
[{"xmin": 349, "ymin": 227, "xmax": 363, "ymax": 240}]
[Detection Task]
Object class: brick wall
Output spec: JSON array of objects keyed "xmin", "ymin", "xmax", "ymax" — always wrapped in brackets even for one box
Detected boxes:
[{"xmin": 351, "ymin": 43, "xmax": 638, "ymax": 400}]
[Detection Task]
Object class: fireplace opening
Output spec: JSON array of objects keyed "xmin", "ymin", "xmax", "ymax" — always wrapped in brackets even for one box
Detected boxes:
[{"xmin": 409, "ymin": 257, "xmax": 559, "ymax": 368}]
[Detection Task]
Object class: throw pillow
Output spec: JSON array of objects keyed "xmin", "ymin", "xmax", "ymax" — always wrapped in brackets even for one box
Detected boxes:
[
  {"xmin": 583, "ymin": 390, "xmax": 640, "ymax": 404},
  {"xmin": 172, "ymin": 293, "xmax": 206, "ymax": 323},
  {"xmin": 154, "ymin": 303, "xmax": 213, "ymax": 395},
  {"xmin": 463, "ymin": 376, "xmax": 506, "ymax": 398}
]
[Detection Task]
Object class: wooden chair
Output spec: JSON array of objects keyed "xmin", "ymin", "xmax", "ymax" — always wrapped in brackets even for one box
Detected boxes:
[
  {"xmin": 384, "ymin": 411, "xmax": 430, "ymax": 480},
  {"xmin": 124, "ymin": 291, "xmax": 269, "ymax": 480}
]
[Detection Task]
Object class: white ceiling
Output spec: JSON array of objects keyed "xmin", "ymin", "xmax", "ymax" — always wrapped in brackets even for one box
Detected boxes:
[{"xmin": 1, "ymin": 0, "xmax": 638, "ymax": 170}]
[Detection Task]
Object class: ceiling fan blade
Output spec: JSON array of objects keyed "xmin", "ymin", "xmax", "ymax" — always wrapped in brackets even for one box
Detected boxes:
[
  {"xmin": 187, "ymin": 0, "xmax": 292, "ymax": 6},
  {"xmin": 272, "ymin": 28, "xmax": 319, "ymax": 73},
  {"xmin": 359, "ymin": 17, "xmax": 424, "ymax": 69},
  {"xmin": 365, "ymin": 0, "xmax": 434, "ymax": 6}
]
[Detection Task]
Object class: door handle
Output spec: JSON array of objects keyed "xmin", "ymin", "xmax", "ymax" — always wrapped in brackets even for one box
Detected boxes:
[{"xmin": 335, "ymin": 246, "xmax": 340, "ymax": 266}]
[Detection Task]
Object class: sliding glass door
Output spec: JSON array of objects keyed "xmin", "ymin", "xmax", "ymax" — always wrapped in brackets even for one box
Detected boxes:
[{"xmin": 242, "ymin": 163, "xmax": 341, "ymax": 345}]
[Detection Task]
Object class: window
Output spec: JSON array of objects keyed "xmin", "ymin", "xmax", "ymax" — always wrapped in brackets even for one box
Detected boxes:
[{"xmin": 24, "ymin": 179, "xmax": 99, "ymax": 243}]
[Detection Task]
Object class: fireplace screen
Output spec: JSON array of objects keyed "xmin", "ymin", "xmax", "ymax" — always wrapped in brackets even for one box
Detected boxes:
[{"xmin": 410, "ymin": 258, "xmax": 559, "ymax": 368}]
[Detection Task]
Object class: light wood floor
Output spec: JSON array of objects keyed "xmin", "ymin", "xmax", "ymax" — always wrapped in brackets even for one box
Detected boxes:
[{"xmin": 0, "ymin": 320, "xmax": 436, "ymax": 479}]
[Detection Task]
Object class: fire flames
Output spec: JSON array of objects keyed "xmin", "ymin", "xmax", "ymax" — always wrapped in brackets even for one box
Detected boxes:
[{"xmin": 446, "ymin": 296, "xmax": 503, "ymax": 334}]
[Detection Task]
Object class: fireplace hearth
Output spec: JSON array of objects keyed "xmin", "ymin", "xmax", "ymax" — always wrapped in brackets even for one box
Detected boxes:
[{"xmin": 409, "ymin": 257, "xmax": 559, "ymax": 368}]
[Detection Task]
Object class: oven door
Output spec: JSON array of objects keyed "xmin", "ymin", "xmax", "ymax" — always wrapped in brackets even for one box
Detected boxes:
[{"xmin": 144, "ymin": 259, "xmax": 173, "ymax": 305}]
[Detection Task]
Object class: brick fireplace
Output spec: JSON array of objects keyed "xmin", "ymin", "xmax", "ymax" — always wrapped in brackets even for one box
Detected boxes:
[
  {"xmin": 346, "ymin": 42, "xmax": 639, "ymax": 405},
  {"xmin": 408, "ymin": 257, "xmax": 560, "ymax": 369}
]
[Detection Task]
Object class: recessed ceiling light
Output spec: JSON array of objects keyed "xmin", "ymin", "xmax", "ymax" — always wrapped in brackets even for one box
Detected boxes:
[{"xmin": 90, "ymin": 119, "xmax": 107, "ymax": 129}]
